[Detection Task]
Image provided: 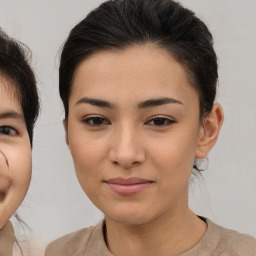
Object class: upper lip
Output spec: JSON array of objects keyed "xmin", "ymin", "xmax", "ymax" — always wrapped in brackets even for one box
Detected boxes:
[{"xmin": 104, "ymin": 177, "xmax": 153, "ymax": 185}]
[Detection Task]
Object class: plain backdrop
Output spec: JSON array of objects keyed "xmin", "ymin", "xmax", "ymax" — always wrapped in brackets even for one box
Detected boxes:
[{"xmin": 0, "ymin": 0, "xmax": 255, "ymax": 246}]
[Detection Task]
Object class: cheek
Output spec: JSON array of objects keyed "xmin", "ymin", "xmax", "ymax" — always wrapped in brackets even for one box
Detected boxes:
[
  {"xmin": 0, "ymin": 142, "xmax": 32, "ymax": 229},
  {"xmin": 68, "ymin": 119, "xmax": 109, "ymax": 170},
  {"xmin": 9, "ymin": 144, "xmax": 32, "ymax": 193},
  {"xmin": 150, "ymin": 129, "xmax": 198, "ymax": 165},
  {"xmin": 70, "ymin": 138, "xmax": 103, "ymax": 169},
  {"xmin": 70, "ymin": 143, "xmax": 102, "ymax": 203},
  {"xmin": 148, "ymin": 127, "xmax": 199, "ymax": 185},
  {"xmin": 68, "ymin": 131, "xmax": 105, "ymax": 188}
]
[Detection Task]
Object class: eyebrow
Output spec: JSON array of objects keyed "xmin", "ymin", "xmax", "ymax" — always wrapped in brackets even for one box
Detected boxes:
[
  {"xmin": 76, "ymin": 97, "xmax": 183, "ymax": 109},
  {"xmin": 138, "ymin": 97, "xmax": 183, "ymax": 108},
  {"xmin": 0, "ymin": 110, "xmax": 23, "ymax": 120},
  {"xmin": 76, "ymin": 98, "xmax": 114, "ymax": 108}
]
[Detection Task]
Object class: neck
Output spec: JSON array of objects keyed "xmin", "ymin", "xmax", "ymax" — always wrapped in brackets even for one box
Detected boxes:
[{"xmin": 105, "ymin": 208, "xmax": 207, "ymax": 256}]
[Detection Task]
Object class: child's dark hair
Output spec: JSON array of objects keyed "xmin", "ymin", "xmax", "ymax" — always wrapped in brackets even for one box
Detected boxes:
[
  {"xmin": 0, "ymin": 28, "xmax": 39, "ymax": 145},
  {"xmin": 59, "ymin": 0, "xmax": 217, "ymax": 120}
]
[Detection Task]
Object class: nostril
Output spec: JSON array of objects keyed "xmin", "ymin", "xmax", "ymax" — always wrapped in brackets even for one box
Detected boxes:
[
  {"xmin": 108, "ymin": 140, "xmax": 146, "ymax": 168},
  {"xmin": 111, "ymin": 159, "xmax": 141, "ymax": 169}
]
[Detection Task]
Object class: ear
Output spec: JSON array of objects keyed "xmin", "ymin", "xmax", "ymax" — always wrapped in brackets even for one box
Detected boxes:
[
  {"xmin": 63, "ymin": 119, "xmax": 69, "ymax": 146},
  {"xmin": 195, "ymin": 103, "xmax": 224, "ymax": 159}
]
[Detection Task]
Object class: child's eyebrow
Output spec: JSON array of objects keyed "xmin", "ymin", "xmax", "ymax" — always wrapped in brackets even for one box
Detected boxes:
[{"xmin": 0, "ymin": 110, "xmax": 23, "ymax": 120}]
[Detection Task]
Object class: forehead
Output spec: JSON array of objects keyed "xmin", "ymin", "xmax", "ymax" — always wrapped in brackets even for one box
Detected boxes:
[
  {"xmin": 0, "ymin": 76, "xmax": 22, "ymax": 113},
  {"xmin": 70, "ymin": 45, "xmax": 198, "ymax": 104}
]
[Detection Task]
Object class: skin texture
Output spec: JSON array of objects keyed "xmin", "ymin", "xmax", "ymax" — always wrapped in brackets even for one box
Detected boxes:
[
  {"xmin": 65, "ymin": 45, "xmax": 223, "ymax": 256},
  {"xmin": 0, "ymin": 79, "xmax": 31, "ymax": 229}
]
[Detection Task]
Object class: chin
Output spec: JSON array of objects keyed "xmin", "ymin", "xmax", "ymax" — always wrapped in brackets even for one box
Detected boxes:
[
  {"xmin": 0, "ymin": 209, "xmax": 13, "ymax": 230},
  {"xmin": 0, "ymin": 197, "xmax": 12, "ymax": 229},
  {"xmin": 108, "ymin": 215, "xmax": 151, "ymax": 226},
  {"xmin": 0, "ymin": 190, "xmax": 27, "ymax": 229},
  {"xmin": 104, "ymin": 205, "xmax": 154, "ymax": 226}
]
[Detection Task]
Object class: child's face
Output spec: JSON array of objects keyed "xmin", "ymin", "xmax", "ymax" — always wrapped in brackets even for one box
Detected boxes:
[
  {"xmin": 65, "ymin": 45, "xmax": 221, "ymax": 225},
  {"xmin": 0, "ymin": 79, "xmax": 31, "ymax": 229}
]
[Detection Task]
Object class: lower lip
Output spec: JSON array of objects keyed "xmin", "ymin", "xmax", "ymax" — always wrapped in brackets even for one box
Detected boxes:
[{"xmin": 105, "ymin": 182, "xmax": 153, "ymax": 195}]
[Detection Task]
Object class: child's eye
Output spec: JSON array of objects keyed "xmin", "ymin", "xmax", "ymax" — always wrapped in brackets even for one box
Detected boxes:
[
  {"xmin": 146, "ymin": 117, "xmax": 176, "ymax": 126},
  {"xmin": 0, "ymin": 126, "xmax": 18, "ymax": 136},
  {"xmin": 82, "ymin": 116, "xmax": 110, "ymax": 127}
]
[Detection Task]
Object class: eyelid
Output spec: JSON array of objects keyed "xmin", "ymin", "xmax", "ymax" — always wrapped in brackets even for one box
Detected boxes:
[
  {"xmin": 145, "ymin": 115, "xmax": 177, "ymax": 126},
  {"xmin": 0, "ymin": 126, "xmax": 18, "ymax": 136},
  {"xmin": 81, "ymin": 115, "xmax": 111, "ymax": 127}
]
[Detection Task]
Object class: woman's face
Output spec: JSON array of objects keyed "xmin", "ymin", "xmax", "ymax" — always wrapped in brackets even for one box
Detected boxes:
[
  {"xmin": 0, "ymin": 79, "xmax": 31, "ymax": 229},
  {"xmin": 66, "ymin": 45, "xmax": 207, "ymax": 225}
]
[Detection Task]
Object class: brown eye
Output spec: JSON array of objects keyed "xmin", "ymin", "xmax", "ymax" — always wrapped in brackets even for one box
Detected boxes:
[
  {"xmin": 0, "ymin": 126, "xmax": 18, "ymax": 136},
  {"xmin": 82, "ymin": 116, "xmax": 110, "ymax": 127},
  {"xmin": 146, "ymin": 117, "xmax": 176, "ymax": 126}
]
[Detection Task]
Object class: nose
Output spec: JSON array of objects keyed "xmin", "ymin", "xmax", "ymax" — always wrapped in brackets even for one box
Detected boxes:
[{"xmin": 108, "ymin": 125, "xmax": 146, "ymax": 169}]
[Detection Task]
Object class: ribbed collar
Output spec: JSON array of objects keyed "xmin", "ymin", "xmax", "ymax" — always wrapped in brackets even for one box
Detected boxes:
[{"xmin": 85, "ymin": 219, "xmax": 220, "ymax": 256}]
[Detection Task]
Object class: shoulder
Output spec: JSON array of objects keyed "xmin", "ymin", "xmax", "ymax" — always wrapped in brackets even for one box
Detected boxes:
[
  {"xmin": 0, "ymin": 221, "xmax": 15, "ymax": 255},
  {"xmin": 14, "ymin": 237, "xmax": 45, "ymax": 256},
  {"xmin": 218, "ymin": 225, "xmax": 256, "ymax": 255},
  {"xmin": 208, "ymin": 220, "xmax": 256, "ymax": 256},
  {"xmin": 44, "ymin": 225, "xmax": 96, "ymax": 256}
]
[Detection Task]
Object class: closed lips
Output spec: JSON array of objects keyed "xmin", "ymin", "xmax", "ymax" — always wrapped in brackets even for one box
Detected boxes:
[
  {"xmin": 105, "ymin": 177, "xmax": 153, "ymax": 185},
  {"xmin": 104, "ymin": 177, "xmax": 154, "ymax": 195}
]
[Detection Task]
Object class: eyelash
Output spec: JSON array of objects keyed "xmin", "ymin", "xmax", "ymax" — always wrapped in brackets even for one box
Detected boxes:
[
  {"xmin": 0, "ymin": 126, "xmax": 18, "ymax": 136},
  {"xmin": 82, "ymin": 116, "xmax": 176, "ymax": 127},
  {"xmin": 82, "ymin": 116, "xmax": 110, "ymax": 127},
  {"xmin": 146, "ymin": 117, "xmax": 177, "ymax": 126}
]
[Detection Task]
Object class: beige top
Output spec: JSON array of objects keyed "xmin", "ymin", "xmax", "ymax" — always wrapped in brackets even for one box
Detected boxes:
[
  {"xmin": 45, "ymin": 219, "xmax": 256, "ymax": 256},
  {"xmin": 0, "ymin": 221, "xmax": 44, "ymax": 256},
  {"xmin": 0, "ymin": 221, "xmax": 16, "ymax": 256}
]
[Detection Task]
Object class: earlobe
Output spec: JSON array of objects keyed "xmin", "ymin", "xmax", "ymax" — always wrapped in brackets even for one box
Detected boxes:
[
  {"xmin": 195, "ymin": 103, "xmax": 224, "ymax": 159},
  {"xmin": 63, "ymin": 119, "xmax": 69, "ymax": 146}
]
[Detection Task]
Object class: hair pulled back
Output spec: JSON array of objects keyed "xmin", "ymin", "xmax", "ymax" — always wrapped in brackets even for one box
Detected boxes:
[
  {"xmin": 0, "ymin": 29, "xmax": 39, "ymax": 145},
  {"xmin": 60, "ymin": 0, "xmax": 217, "ymax": 119}
]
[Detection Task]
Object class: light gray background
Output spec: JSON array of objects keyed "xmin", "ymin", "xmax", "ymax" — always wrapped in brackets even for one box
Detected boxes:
[{"xmin": 0, "ymin": 0, "xmax": 255, "ymax": 246}]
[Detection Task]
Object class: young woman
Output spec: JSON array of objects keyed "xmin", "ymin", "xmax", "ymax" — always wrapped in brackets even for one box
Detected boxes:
[
  {"xmin": 0, "ymin": 28, "xmax": 39, "ymax": 255},
  {"xmin": 45, "ymin": 0, "xmax": 256, "ymax": 255}
]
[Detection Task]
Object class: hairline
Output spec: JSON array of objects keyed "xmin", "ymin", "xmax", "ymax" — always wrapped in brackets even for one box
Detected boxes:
[{"xmin": 64, "ymin": 42, "xmax": 203, "ymax": 119}]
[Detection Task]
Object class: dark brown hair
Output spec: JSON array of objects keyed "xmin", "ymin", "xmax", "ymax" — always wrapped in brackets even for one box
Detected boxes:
[
  {"xmin": 0, "ymin": 28, "xmax": 39, "ymax": 145},
  {"xmin": 59, "ymin": 0, "xmax": 217, "ymax": 119}
]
